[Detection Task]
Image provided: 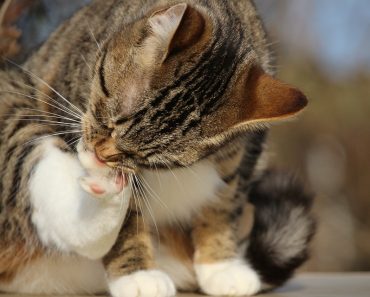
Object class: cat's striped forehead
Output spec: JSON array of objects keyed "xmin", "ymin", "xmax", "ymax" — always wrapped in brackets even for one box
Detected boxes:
[
  {"xmin": 84, "ymin": 0, "xmax": 298, "ymax": 169},
  {"xmin": 93, "ymin": 1, "xmax": 254, "ymax": 128}
]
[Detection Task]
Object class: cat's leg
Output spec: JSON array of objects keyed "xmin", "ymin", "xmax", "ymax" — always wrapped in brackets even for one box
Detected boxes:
[
  {"xmin": 103, "ymin": 212, "xmax": 176, "ymax": 297},
  {"xmin": 191, "ymin": 176, "xmax": 261, "ymax": 296},
  {"xmin": 29, "ymin": 138, "xmax": 131, "ymax": 260},
  {"xmin": 77, "ymin": 142, "xmax": 176, "ymax": 297}
]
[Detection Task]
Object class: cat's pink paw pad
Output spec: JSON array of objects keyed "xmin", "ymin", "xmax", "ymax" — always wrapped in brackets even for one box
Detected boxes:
[{"xmin": 79, "ymin": 174, "xmax": 126, "ymax": 199}]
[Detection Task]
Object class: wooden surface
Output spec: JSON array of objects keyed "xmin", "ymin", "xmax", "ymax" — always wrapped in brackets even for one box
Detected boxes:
[
  {"xmin": 182, "ymin": 273, "xmax": 370, "ymax": 297},
  {"xmin": 260, "ymin": 273, "xmax": 370, "ymax": 297},
  {"xmin": 1, "ymin": 273, "xmax": 370, "ymax": 297}
]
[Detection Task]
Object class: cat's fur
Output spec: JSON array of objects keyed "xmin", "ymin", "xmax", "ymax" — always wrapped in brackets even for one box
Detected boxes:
[{"xmin": 0, "ymin": 0, "xmax": 315, "ymax": 296}]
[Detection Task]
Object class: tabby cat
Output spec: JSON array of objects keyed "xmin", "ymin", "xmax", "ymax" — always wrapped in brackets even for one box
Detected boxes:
[{"xmin": 0, "ymin": 0, "xmax": 315, "ymax": 296}]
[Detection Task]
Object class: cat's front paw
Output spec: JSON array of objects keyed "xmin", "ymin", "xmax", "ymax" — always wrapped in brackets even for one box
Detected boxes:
[
  {"xmin": 195, "ymin": 259, "xmax": 261, "ymax": 296},
  {"xmin": 109, "ymin": 270, "xmax": 176, "ymax": 297},
  {"xmin": 77, "ymin": 139, "xmax": 110, "ymax": 174},
  {"xmin": 77, "ymin": 139, "xmax": 128, "ymax": 199},
  {"xmin": 79, "ymin": 173, "xmax": 126, "ymax": 199}
]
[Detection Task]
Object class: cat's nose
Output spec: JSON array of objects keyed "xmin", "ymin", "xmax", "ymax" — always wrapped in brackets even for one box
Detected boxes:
[{"xmin": 95, "ymin": 138, "xmax": 121, "ymax": 162}]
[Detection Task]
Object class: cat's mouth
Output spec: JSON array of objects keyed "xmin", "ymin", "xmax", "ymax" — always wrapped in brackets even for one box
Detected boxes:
[
  {"xmin": 77, "ymin": 139, "xmax": 135, "ymax": 175},
  {"xmin": 93, "ymin": 150, "xmax": 107, "ymax": 166},
  {"xmin": 95, "ymin": 150, "xmax": 137, "ymax": 174}
]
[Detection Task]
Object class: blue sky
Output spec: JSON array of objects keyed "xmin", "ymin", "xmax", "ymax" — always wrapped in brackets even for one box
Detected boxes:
[
  {"xmin": 312, "ymin": 0, "xmax": 370, "ymax": 75},
  {"xmin": 258, "ymin": 0, "xmax": 370, "ymax": 79}
]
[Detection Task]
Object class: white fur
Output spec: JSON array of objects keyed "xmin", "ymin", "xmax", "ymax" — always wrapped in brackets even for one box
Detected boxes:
[
  {"xmin": 0, "ymin": 255, "xmax": 107, "ymax": 294},
  {"xmin": 194, "ymin": 259, "xmax": 261, "ymax": 296},
  {"xmin": 142, "ymin": 159, "xmax": 225, "ymax": 225},
  {"xmin": 77, "ymin": 140, "xmax": 110, "ymax": 175},
  {"xmin": 30, "ymin": 138, "xmax": 130, "ymax": 259},
  {"xmin": 154, "ymin": 244, "xmax": 197, "ymax": 291},
  {"xmin": 262, "ymin": 207, "xmax": 312, "ymax": 265},
  {"xmin": 108, "ymin": 270, "xmax": 176, "ymax": 297}
]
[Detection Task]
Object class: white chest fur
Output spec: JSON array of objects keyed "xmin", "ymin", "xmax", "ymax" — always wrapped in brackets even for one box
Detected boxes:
[{"xmin": 142, "ymin": 160, "xmax": 225, "ymax": 225}]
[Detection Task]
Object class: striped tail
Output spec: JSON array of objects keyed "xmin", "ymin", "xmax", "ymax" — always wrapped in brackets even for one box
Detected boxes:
[{"xmin": 246, "ymin": 169, "xmax": 316, "ymax": 288}]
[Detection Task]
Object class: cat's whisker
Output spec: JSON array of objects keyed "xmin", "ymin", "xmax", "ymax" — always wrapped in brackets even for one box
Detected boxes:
[
  {"xmin": 170, "ymin": 154, "xmax": 201, "ymax": 181},
  {"xmin": 138, "ymin": 171, "xmax": 185, "ymax": 232},
  {"xmin": 67, "ymin": 139, "xmax": 80, "ymax": 149},
  {"xmin": 127, "ymin": 175, "xmax": 134, "ymax": 218},
  {"xmin": 5, "ymin": 59, "xmax": 84, "ymax": 116},
  {"xmin": 128, "ymin": 174, "xmax": 140, "ymax": 235},
  {"xmin": 16, "ymin": 108, "xmax": 82, "ymax": 124},
  {"xmin": 133, "ymin": 177, "xmax": 147, "ymax": 230},
  {"xmin": 1, "ymin": 90, "xmax": 82, "ymax": 121},
  {"xmin": 3, "ymin": 113, "xmax": 79, "ymax": 123},
  {"xmin": 135, "ymin": 175, "xmax": 160, "ymax": 242},
  {"xmin": 14, "ymin": 81, "xmax": 84, "ymax": 120},
  {"xmin": 25, "ymin": 130, "xmax": 82, "ymax": 146},
  {"xmin": 9, "ymin": 118, "xmax": 81, "ymax": 128},
  {"xmin": 119, "ymin": 168, "xmax": 130, "ymax": 216},
  {"xmin": 157, "ymin": 155, "xmax": 184, "ymax": 191},
  {"xmin": 137, "ymin": 172, "xmax": 170, "ymax": 212},
  {"xmin": 2, "ymin": 89, "xmax": 81, "ymax": 121},
  {"xmin": 66, "ymin": 135, "xmax": 83, "ymax": 147},
  {"xmin": 137, "ymin": 171, "xmax": 184, "ymax": 232},
  {"xmin": 87, "ymin": 25, "xmax": 102, "ymax": 54},
  {"xmin": 150, "ymin": 161, "xmax": 163, "ymax": 191},
  {"xmin": 120, "ymin": 187, "xmax": 127, "ymax": 217},
  {"xmin": 80, "ymin": 54, "xmax": 93, "ymax": 73}
]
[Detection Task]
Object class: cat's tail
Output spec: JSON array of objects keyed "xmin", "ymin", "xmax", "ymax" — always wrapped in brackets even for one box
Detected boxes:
[{"xmin": 245, "ymin": 169, "xmax": 316, "ymax": 289}]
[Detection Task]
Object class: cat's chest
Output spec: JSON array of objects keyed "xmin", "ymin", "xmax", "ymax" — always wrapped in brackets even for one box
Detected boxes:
[{"xmin": 141, "ymin": 160, "xmax": 225, "ymax": 225}]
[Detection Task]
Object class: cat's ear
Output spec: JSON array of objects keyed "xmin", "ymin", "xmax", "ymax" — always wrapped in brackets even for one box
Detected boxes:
[
  {"xmin": 149, "ymin": 3, "xmax": 187, "ymax": 48},
  {"xmin": 145, "ymin": 3, "xmax": 205, "ymax": 63},
  {"xmin": 202, "ymin": 66, "xmax": 308, "ymax": 140}
]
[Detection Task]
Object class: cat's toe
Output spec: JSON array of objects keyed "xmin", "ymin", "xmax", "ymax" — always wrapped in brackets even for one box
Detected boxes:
[
  {"xmin": 195, "ymin": 259, "xmax": 261, "ymax": 296},
  {"xmin": 79, "ymin": 174, "xmax": 126, "ymax": 199},
  {"xmin": 109, "ymin": 270, "xmax": 176, "ymax": 297}
]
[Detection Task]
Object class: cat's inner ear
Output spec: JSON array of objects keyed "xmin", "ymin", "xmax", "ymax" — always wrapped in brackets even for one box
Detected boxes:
[
  {"xmin": 203, "ymin": 66, "xmax": 308, "ymax": 138},
  {"xmin": 149, "ymin": 3, "xmax": 187, "ymax": 42},
  {"xmin": 145, "ymin": 3, "xmax": 205, "ymax": 63},
  {"xmin": 146, "ymin": 3, "xmax": 187, "ymax": 63}
]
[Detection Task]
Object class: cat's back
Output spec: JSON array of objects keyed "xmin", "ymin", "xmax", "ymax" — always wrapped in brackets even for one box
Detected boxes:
[{"xmin": 26, "ymin": 0, "xmax": 269, "ymax": 68}]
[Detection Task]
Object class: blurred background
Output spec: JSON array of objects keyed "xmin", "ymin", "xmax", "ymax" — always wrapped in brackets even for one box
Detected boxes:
[{"xmin": 1, "ymin": 0, "xmax": 369, "ymax": 272}]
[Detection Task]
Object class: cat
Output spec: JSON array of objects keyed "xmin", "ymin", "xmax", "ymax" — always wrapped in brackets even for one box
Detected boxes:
[{"xmin": 0, "ymin": 0, "xmax": 315, "ymax": 296}]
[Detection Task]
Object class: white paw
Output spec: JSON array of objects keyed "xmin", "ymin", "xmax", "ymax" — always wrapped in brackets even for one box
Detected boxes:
[
  {"xmin": 109, "ymin": 270, "xmax": 176, "ymax": 297},
  {"xmin": 79, "ymin": 174, "xmax": 126, "ymax": 199},
  {"xmin": 195, "ymin": 259, "xmax": 261, "ymax": 296},
  {"xmin": 77, "ymin": 139, "xmax": 128, "ymax": 199},
  {"xmin": 77, "ymin": 139, "xmax": 110, "ymax": 174}
]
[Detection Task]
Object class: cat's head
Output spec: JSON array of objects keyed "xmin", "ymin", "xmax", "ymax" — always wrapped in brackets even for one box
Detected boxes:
[{"xmin": 82, "ymin": 2, "xmax": 307, "ymax": 172}]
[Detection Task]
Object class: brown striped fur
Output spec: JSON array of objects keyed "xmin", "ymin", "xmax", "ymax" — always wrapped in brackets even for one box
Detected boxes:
[{"xmin": 0, "ymin": 0, "xmax": 314, "ymax": 291}]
